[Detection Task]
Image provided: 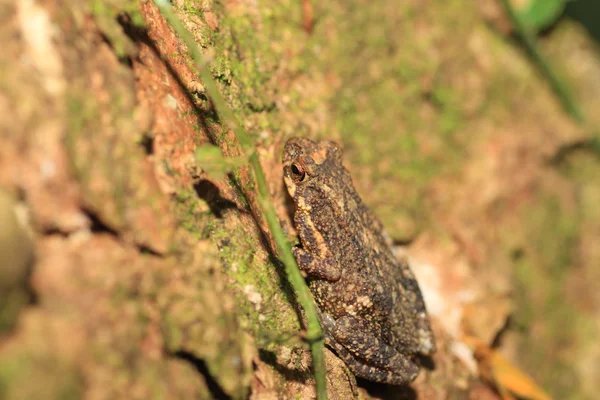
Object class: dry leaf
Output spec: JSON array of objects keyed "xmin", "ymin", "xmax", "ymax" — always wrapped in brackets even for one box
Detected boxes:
[{"xmin": 467, "ymin": 335, "xmax": 553, "ymax": 400}]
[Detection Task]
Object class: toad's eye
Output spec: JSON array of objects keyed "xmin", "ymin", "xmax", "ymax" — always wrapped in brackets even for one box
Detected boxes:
[{"xmin": 290, "ymin": 162, "xmax": 306, "ymax": 183}]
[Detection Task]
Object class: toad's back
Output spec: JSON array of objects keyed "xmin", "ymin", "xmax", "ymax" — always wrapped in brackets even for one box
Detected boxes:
[{"xmin": 298, "ymin": 175, "xmax": 425, "ymax": 351}]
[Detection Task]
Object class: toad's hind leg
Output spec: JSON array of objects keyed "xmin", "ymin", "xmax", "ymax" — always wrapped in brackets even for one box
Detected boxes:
[
  {"xmin": 322, "ymin": 314, "xmax": 419, "ymax": 385},
  {"xmin": 329, "ymin": 341, "xmax": 418, "ymax": 385}
]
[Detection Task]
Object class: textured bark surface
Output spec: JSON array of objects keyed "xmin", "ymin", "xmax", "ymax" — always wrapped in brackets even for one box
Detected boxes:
[{"xmin": 1, "ymin": 0, "xmax": 599, "ymax": 399}]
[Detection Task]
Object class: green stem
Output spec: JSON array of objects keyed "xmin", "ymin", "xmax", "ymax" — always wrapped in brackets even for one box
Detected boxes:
[
  {"xmin": 152, "ymin": 1, "xmax": 327, "ymax": 398},
  {"xmin": 499, "ymin": 0, "xmax": 584, "ymax": 123}
]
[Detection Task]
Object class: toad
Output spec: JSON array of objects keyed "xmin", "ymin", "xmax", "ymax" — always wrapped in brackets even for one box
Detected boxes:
[{"xmin": 283, "ymin": 137, "xmax": 436, "ymax": 385}]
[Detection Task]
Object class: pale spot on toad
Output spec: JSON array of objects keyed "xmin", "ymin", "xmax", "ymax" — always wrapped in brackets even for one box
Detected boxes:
[{"xmin": 357, "ymin": 295, "xmax": 373, "ymax": 308}]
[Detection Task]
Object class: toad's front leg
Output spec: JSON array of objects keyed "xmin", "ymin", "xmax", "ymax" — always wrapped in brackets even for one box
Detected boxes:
[
  {"xmin": 292, "ymin": 246, "xmax": 341, "ymax": 282},
  {"xmin": 292, "ymin": 212, "xmax": 341, "ymax": 282}
]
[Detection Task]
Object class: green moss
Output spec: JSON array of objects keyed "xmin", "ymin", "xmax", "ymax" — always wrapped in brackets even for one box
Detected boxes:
[
  {"xmin": 174, "ymin": 189, "xmax": 211, "ymax": 239},
  {"xmin": 299, "ymin": 0, "xmax": 482, "ymax": 239},
  {"xmin": 0, "ymin": 353, "xmax": 82, "ymax": 400},
  {"xmin": 209, "ymin": 216, "xmax": 301, "ymax": 339},
  {"xmin": 66, "ymin": 89, "xmax": 129, "ymax": 228},
  {"xmin": 170, "ymin": 172, "xmax": 298, "ymax": 378},
  {"xmin": 65, "ymin": 94, "xmax": 98, "ymax": 178},
  {"xmin": 511, "ymin": 193, "xmax": 583, "ymax": 397}
]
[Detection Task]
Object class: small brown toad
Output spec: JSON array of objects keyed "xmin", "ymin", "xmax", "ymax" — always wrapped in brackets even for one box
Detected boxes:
[{"xmin": 282, "ymin": 137, "xmax": 436, "ymax": 385}]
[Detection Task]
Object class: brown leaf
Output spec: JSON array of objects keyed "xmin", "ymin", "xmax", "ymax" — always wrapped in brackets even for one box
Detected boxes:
[{"xmin": 469, "ymin": 336, "xmax": 553, "ymax": 400}]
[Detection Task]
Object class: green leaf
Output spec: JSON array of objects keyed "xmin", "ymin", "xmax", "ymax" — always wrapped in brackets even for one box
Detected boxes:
[
  {"xmin": 517, "ymin": 0, "xmax": 568, "ymax": 32},
  {"xmin": 194, "ymin": 145, "xmax": 245, "ymax": 180}
]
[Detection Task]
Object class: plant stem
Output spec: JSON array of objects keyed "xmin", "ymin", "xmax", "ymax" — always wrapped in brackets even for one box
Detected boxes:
[
  {"xmin": 152, "ymin": 1, "xmax": 327, "ymax": 398},
  {"xmin": 499, "ymin": 0, "xmax": 584, "ymax": 123}
]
